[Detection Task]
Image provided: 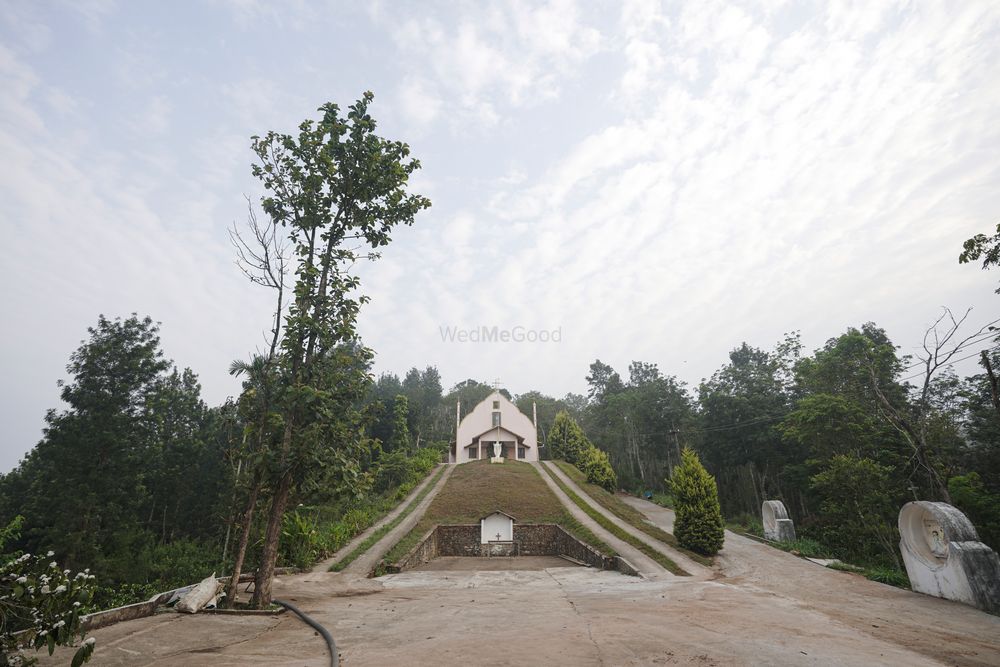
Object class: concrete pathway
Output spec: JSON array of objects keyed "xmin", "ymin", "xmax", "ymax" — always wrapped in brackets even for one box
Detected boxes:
[
  {"xmin": 542, "ymin": 461, "xmax": 712, "ymax": 578},
  {"xmin": 314, "ymin": 463, "xmax": 447, "ymax": 573},
  {"xmin": 530, "ymin": 461, "xmax": 671, "ymax": 578},
  {"xmin": 339, "ymin": 463, "xmax": 455, "ymax": 576},
  {"xmin": 37, "ymin": 472, "xmax": 1000, "ymax": 666}
]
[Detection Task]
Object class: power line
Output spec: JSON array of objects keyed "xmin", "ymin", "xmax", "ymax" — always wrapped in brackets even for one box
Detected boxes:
[{"xmin": 899, "ymin": 350, "xmax": 988, "ymax": 383}]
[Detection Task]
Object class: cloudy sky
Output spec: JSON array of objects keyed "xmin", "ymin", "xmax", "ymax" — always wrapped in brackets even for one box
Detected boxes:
[{"xmin": 2, "ymin": 0, "xmax": 998, "ymax": 472}]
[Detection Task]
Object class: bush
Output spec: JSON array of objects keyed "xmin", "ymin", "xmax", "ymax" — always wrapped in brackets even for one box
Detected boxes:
[
  {"xmin": 579, "ymin": 445, "xmax": 617, "ymax": 492},
  {"xmin": 1, "ymin": 548, "xmax": 97, "ymax": 666},
  {"xmin": 863, "ymin": 565, "xmax": 909, "ymax": 588},
  {"xmin": 651, "ymin": 492, "xmax": 673, "ymax": 509},
  {"xmin": 548, "ymin": 411, "xmax": 589, "ymax": 464},
  {"xmin": 279, "ymin": 511, "xmax": 320, "ymax": 570},
  {"xmin": 670, "ymin": 448, "xmax": 725, "ymax": 556},
  {"xmin": 809, "ymin": 454, "xmax": 899, "ymax": 567}
]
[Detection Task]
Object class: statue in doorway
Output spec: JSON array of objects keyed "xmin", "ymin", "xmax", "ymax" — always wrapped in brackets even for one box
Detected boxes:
[{"xmin": 493, "ymin": 441, "xmax": 501, "ymax": 458}]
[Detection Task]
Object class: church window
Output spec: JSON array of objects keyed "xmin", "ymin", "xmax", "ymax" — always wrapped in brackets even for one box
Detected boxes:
[
  {"xmin": 492, "ymin": 411, "xmax": 501, "ymax": 427},
  {"xmin": 492, "ymin": 400, "xmax": 500, "ymax": 409},
  {"xmin": 518, "ymin": 447, "xmax": 526, "ymax": 459}
]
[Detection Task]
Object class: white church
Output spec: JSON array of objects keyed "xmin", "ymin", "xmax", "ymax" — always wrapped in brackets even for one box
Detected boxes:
[{"xmin": 450, "ymin": 391, "xmax": 539, "ymax": 464}]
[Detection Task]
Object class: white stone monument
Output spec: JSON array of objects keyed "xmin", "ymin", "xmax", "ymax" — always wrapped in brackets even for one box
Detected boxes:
[
  {"xmin": 762, "ymin": 500, "xmax": 796, "ymax": 542},
  {"xmin": 898, "ymin": 501, "xmax": 1000, "ymax": 613},
  {"xmin": 490, "ymin": 440, "xmax": 504, "ymax": 464}
]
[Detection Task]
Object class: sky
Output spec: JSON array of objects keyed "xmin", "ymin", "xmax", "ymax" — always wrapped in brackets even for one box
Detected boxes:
[{"xmin": 1, "ymin": 0, "xmax": 998, "ymax": 472}]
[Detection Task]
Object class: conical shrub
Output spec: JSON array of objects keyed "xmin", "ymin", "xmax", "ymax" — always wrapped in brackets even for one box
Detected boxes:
[{"xmin": 670, "ymin": 447, "xmax": 725, "ymax": 555}]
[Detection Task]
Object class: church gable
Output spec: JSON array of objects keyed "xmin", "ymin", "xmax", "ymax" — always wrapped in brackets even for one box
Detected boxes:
[{"xmin": 453, "ymin": 391, "xmax": 538, "ymax": 464}]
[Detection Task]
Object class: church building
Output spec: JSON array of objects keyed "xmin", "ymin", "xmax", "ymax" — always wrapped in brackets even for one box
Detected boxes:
[{"xmin": 450, "ymin": 391, "xmax": 538, "ymax": 463}]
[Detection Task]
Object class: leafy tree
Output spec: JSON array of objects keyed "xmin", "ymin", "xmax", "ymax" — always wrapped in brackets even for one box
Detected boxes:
[
  {"xmin": 389, "ymin": 395, "xmax": 411, "ymax": 452},
  {"xmin": 10, "ymin": 315, "xmax": 171, "ymax": 569},
  {"xmin": 401, "ymin": 367, "xmax": 447, "ymax": 445},
  {"xmin": 669, "ymin": 448, "xmax": 724, "ymax": 556},
  {"xmin": 696, "ymin": 337, "xmax": 798, "ymax": 515},
  {"xmin": 514, "ymin": 391, "xmax": 573, "ymax": 456},
  {"xmin": 809, "ymin": 454, "xmax": 900, "ymax": 567},
  {"xmin": 959, "ymin": 221, "xmax": 1000, "ymax": 292},
  {"xmin": 247, "ymin": 92, "xmax": 430, "ymax": 607},
  {"xmin": 585, "ymin": 360, "xmax": 623, "ymax": 401},
  {"xmin": 948, "ymin": 472, "xmax": 1000, "ymax": 551},
  {"xmin": 445, "ymin": 380, "xmax": 503, "ymax": 421}
]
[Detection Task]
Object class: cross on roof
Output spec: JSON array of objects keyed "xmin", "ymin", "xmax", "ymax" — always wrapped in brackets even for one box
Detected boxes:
[{"xmin": 491, "ymin": 378, "xmax": 502, "ymax": 390}]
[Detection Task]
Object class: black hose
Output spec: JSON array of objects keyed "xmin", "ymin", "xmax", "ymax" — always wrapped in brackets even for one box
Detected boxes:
[{"xmin": 273, "ymin": 598, "xmax": 338, "ymax": 667}]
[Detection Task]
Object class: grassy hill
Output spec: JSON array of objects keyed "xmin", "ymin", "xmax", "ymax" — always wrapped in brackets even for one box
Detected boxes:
[{"xmin": 383, "ymin": 460, "xmax": 613, "ymax": 562}]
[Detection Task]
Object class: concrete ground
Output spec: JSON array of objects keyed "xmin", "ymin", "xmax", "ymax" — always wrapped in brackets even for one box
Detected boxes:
[
  {"xmin": 35, "ymin": 480, "xmax": 1000, "ymax": 666},
  {"xmin": 412, "ymin": 555, "xmax": 577, "ymax": 571}
]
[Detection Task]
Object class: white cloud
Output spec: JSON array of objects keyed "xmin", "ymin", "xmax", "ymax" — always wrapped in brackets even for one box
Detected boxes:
[
  {"xmin": 379, "ymin": 1, "xmax": 604, "ymax": 128},
  {"xmin": 3, "ymin": 0, "xmax": 999, "ymax": 470}
]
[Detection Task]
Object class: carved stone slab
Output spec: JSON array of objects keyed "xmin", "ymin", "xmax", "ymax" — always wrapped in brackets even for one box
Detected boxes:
[
  {"xmin": 898, "ymin": 501, "xmax": 1000, "ymax": 613},
  {"xmin": 762, "ymin": 500, "xmax": 796, "ymax": 542}
]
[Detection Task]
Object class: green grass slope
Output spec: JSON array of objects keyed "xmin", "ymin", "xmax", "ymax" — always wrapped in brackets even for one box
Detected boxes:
[{"xmin": 383, "ymin": 460, "xmax": 614, "ymax": 563}]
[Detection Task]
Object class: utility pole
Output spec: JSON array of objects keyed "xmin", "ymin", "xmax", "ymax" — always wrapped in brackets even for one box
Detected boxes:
[{"xmin": 667, "ymin": 424, "xmax": 681, "ymax": 476}]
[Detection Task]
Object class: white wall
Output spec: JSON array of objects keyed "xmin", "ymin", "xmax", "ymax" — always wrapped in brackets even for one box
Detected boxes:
[{"xmin": 455, "ymin": 391, "xmax": 538, "ymax": 463}]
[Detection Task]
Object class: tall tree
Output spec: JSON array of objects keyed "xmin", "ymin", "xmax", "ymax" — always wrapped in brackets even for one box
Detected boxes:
[
  {"xmin": 389, "ymin": 395, "xmax": 411, "ymax": 452},
  {"xmin": 247, "ymin": 92, "xmax": 430, "ymax": 607},
  {"xmin": 14, "ymin": 315, "xmax": 170, "ymax": 569}
]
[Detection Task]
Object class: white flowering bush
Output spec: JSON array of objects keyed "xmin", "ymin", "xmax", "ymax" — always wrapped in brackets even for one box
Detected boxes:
[{"xmin": 1, "ymin": 550, "xmax": 96, "ymax": 666}]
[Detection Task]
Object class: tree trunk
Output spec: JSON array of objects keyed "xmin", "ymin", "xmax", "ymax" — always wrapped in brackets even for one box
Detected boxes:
[
  {"xmin": 982, "ymin": 351, "xmax": 1000, "ymax": 420},
  {"xmin": 250, "ymin": 470, "xmax": 291, "ymax": 609},
  {"xmin": 225, "ymin": 472, "xmax": 261, "ymax": 607}
]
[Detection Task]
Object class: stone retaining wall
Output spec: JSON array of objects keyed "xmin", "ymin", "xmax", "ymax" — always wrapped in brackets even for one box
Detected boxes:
[{"xmin": 390, "ymin": 523, "xmax": 633, "ymax": 575}]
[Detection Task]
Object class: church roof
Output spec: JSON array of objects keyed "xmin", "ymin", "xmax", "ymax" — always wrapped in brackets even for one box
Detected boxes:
[{"xmin": 480, "ymin": 510, "xmax": 517, "ymax": 522}]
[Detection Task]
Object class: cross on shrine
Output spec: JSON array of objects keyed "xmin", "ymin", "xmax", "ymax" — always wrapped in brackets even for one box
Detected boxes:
[{"xmin": 495, "ymin": 532, "xmax": 502, "ymax": 541}]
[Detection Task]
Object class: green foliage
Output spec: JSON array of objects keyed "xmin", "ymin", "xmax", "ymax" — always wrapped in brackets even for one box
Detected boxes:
[
  {"xmin": 548, "ymin": 412, "xmax": 617, "ymax": 491},
  {"xmin": 771, "ymin": 537, "xmax": 832, "ymax": 559},
  {"xmin": 0, "ymin": 517, "xmax": 23, "ymax": 559},
  {"xmin": 245, "ymin": 92, "xmax": 431, "ymax": 606},
  {"xmin": 548, "ymin": 411, "xmax": 588, "ymax": 463},
  {"xmin": 279, "ymin": 511, "xmax": 321, "ymax": 570},
  {"xmin": 1, "ymin": 551, "xmax": 96, "ymax": 666},
  {"xmin": 809, "ymin": 454, "xmax": 900, "ymax": 567},
  {"xmin": 389, "ymin": 395, "xmax": 411, "ymax": 452},
  {"xmin": 727, "ymin": 513, "xmax": 763, "ymax": 537},
  {"xmin": 330, "ymin": 464, "xmax": 447, "ymax": 572},
  {"xmin": 670, "ymin": 448, "xmax": 725, "ymax": 556},
  {"xmin": 959, "ymin": 221, "xmax": 1000, "ymax": 292},
  {"xmin": 577, "ymin": 445, "xmax": 617, "ymax": 492},
  {"xmin": 651, "ymin": 493, "xmax": 673, "ymax": 509},
  {"xmin": 862, "ymin": 565, "xmax": 910, "ymax": 588},
  {"xmin": 948, "ymin": 472, "xmax": 1000, "ymax": 550}
]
